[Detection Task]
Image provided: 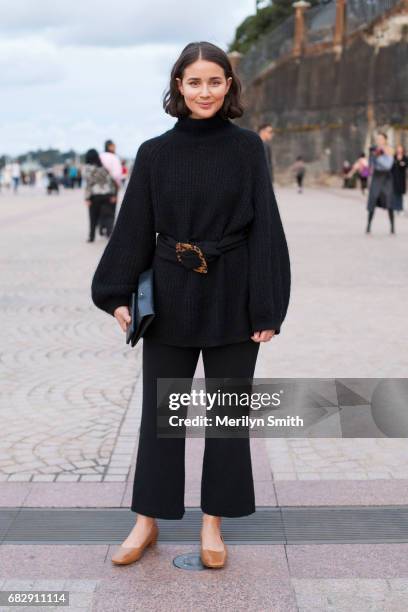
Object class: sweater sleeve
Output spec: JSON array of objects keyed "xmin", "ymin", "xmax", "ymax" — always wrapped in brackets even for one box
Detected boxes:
[
  {"xmin": 90, "ymin": 142, "xmax": 156, "ymax": 317},
  {"xmin": 247, "ymin": 135, "xmax": 291, "ymax": 335}
]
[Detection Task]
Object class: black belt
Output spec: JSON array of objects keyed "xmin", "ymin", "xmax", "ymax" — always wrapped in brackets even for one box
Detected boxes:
[{"xmin": 155, "ymin": 228, "xmax": 249, "ymax": 274}]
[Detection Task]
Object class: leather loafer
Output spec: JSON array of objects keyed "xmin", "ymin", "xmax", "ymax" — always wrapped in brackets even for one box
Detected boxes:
[
  {"xmin": 200, "ymin": 531, "xmax": 227, "ymax": 568},
  {"xmin": 111, "ymin": 523, "xmax": 159, "ymax": 565}
]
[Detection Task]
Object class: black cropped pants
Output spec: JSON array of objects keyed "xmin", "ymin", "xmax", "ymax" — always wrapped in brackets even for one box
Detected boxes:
[
  {"xmin": 131, "ymin": 336, "xmax": 260, "ymax": 519},
  {"xmin": 88, "ymin": 195, "xmax": 108, "ymax": 240}
]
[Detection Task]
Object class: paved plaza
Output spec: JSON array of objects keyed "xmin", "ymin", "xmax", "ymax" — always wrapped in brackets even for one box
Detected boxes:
[{"xmin": 1, "ymin": 184, "xmax": 408, "ymax": 610}]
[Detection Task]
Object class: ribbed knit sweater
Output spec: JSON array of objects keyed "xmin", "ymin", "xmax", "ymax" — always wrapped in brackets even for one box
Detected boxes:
[{"xmin": 90, "ymin": 111, "xmax": 291, "ymax": 347}]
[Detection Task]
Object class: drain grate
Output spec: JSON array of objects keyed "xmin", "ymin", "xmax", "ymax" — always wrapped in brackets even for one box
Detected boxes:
[{"xmin": 1, "ymin": 506, "xmax": 408, "ymax": 545}]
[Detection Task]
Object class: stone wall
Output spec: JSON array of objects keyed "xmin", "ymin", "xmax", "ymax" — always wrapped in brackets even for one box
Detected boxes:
[{"xmin": 235, "ymin": 1, "xmax": 408, "ymax": 183}]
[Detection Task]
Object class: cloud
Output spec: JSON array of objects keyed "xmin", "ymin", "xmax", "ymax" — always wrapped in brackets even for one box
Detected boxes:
[
  {"xmin": 0, "ymin": 0, "xmax": 251, "ymax": 48},
  {"xmin": 0, "ymin": 38, "xmax": 64, "ymax": 87}
]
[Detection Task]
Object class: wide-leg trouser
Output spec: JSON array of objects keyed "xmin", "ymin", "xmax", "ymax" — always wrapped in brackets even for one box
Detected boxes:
[{"xmin": 131, "ymin": 337, "xmax": 260, "ymax": 519}]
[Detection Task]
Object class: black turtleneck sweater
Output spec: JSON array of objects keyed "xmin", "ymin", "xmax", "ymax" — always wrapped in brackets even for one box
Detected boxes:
[{"xmin": 91, "ymin": 111, "xmax": 291, "ymax": 347}]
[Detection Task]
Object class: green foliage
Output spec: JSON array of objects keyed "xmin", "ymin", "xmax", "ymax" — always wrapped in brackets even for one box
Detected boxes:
[
  {"xmin": 17, "ymin": 149, "xmax": 77, "ymax": 167},
  {"xmin": 228, "ymin": 0, "xmax": 320, "ymax": 54}
]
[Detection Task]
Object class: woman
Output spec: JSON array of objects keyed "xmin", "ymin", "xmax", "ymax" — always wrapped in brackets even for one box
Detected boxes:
[
  {"xmin": 349, "ymin": 152, "xmax": 370, "ymax": 195},
  {"xmin": 391, "ymin": 145, "xmax": 408, "ymax": 213},
  {"xmin": 84, "ymin": 149, "xmax": 116, "ymax": 242},
  {"xmin": 91, "ymin": 41, "xmax": 291, "ymax": 569},
  {"xmin": 366, "ymin": 132, "xmax": 395, "ymax": 234},
  {"xmin": 342, "ymin": 160, "xmax": 353, "ymax": 188},
  {"xmin": 292, "ymin": 156, "xmax": 306, "ymax": 193}
]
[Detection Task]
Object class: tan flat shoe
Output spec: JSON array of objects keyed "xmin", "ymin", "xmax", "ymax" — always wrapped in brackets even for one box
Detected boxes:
[
  {"xmin": 111, "ymin": 523, "xmax": 159, "ymax": 565},
  {"xmin": 200, "ymin": 531, "xmax": 227, "ymax": 569}
]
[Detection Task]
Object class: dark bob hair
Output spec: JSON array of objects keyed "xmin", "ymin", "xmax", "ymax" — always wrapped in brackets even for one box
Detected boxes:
[
  {"xmin": 163, "ymin": 41, "xmax": 244, "ymax": 120},
  {"xmin": 85, "ymin": 149, "xmax": 102, "ymax": 166}
]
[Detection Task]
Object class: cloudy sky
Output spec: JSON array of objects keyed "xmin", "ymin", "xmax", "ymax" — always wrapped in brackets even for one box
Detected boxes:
[{"xmin": 0, "ymin": 0, "xmax": 254, "ymax": 158}]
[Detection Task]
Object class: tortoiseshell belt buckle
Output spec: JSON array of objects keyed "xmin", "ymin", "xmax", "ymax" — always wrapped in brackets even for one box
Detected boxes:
[{"xmin": 175, "ymin": 242, "xmax": 208, "ymax": 274}]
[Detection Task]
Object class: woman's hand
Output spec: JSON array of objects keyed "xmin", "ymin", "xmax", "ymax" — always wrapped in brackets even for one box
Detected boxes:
[
  {"xmin": 84, "ymin": 199, "xmax": 91, "ymax": 207},
  {"xmin": 114, "ymin": 306, "xmax": 131, "ymax": 332},
  {"xmin": 251, "ymin": 330, "xmax": 276, "ymax": 342}
]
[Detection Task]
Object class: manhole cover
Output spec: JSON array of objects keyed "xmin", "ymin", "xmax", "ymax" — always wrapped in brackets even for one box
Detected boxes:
[{"xmin": 173, "ymin": 552, "xmax": 204, "ymax": 571}]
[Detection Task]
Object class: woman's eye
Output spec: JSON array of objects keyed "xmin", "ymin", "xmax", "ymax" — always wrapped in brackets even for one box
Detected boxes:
[{"xmin": 189, "ymin": 82, "xmax": 222, "ymax": 86}]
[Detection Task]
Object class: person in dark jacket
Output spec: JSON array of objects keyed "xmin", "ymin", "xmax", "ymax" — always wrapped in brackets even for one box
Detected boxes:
[
  {"xmin": 257, "ymin": 122, "xmax": 274, "ymax": 183},
  {"xmin": 292, "ymin": 156, "xmax": 306, "ymax": 193},
  {"xmin": 46, "ymin": 171, "xmax": 59, "ymax": 194},
  {"xmin": 391, "ymin": 145, "xmax": 407, "ymax": 213},
  {"xmin": 366, "ymin": 132, "xmax": 395, "ymax": 234},
  {"xmin": 91, "ymin": 41, "xmax": 291, "ymax": 569}
]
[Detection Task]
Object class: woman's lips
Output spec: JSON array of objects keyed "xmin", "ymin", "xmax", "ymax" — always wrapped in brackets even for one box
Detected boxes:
[{"xmin": 198, "ymin": 103, "xmax": 212, "ymax": 108}]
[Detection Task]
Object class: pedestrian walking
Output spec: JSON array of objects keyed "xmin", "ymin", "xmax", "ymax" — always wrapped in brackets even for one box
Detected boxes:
[
  {"xmin": 292, "ymin": 156, "xmax": 306, "ymax": 193},
  {"xmin": 366, "ymin": 132, "xmax": 395, "ymax": 234},
  {"xmin": 2, "ymin": 164, "xmax": 12, "ymax": 190},
  {"xmin": 121, "ymin": 159, "xmax": 128, "ymax": 187},
  {"xmin": 68, "ymin": 164, "xmax": 78, "ymax": 188},
  {"xmin": 257, "ymin": 123, "xmax": 274, "ymax": 183},
  {"xmin": 84, "ymin": 149, "xmax": 116, "ymax": 243},
  {"xmin": 91, "ymin": 41, "xmax": 291, "ymax": 569},
  {"xmin": 77, "ymin": 167, "xmax": 83, "ymax": 189},
  {"xmin": 391, "ymin": 144, "xmax": 407, "ymax": 214},
  {"xmin": 46, "ymin": 171, "xmax": 59, "ymax": 195},
  {"xmin": 63, "ymin": 164, "xmax": 69, "ymax": 188},
  {"xmin": 349, "ymin": 152, "xmax": 370, "ymax": 195},
  {"xmin": 11, "ymin": 161, "xmax": 21, "ymax": 193},
  {"xmin": 100, "ymin": 139, "xmax": 122, "ymax": 236},
  {"xmin": 342, "ymin": 160, "xmax": 354, "ymax": 188}
]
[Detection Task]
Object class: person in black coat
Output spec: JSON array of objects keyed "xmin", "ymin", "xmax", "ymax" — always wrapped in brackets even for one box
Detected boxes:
[
  {"xmin": 366, "ymin": 132, "xmax": 395, "ymax": 234},
  {"xmin": 391, "ymin": 145, "xmax": 408, "ymax": 213}
]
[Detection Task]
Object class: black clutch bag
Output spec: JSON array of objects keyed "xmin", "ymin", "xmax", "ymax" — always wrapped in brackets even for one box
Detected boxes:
[{"xmin": 126, "ymin": 268, "xmax": 155, "ymax": 347}]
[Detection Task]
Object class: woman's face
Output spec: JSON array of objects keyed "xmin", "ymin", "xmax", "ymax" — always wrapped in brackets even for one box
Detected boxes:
[{"xmin": 176, "ymin": 59, "xmax": 232, "ymax": 119}]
